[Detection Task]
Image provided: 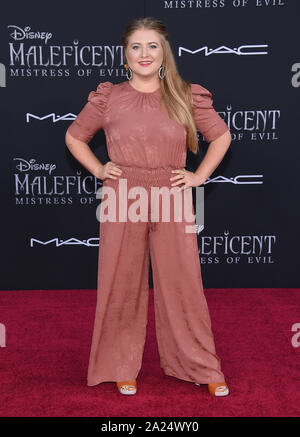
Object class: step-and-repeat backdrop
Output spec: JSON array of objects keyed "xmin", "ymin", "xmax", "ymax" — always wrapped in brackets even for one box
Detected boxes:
[{"xmin": 1, "ymin": 1, "xmax": 299, "ymax": 290}]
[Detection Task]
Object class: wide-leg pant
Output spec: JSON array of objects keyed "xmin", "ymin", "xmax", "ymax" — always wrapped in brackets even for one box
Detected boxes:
[{"xmin": 87, "ymin": 164, "xmax": 225, "ymax": 386}]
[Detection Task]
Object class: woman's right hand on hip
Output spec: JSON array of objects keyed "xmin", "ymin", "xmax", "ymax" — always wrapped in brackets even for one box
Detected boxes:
[{"xmin": 98, "ymin": 161, "xmax": 122, "ymax": 181}]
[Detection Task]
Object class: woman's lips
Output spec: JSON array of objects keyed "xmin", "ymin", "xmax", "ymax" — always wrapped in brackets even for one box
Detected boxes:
[{"xmin": 138, "ymin": 61, "xmax": 152, "ymax": 67}]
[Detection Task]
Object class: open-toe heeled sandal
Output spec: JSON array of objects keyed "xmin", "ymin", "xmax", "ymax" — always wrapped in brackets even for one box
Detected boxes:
[
  {"xmin": 195, "ymin": 381, "xmax": 229, "ymax": 397},
  {"xmin": 116, "ymin": 379, "xmax": 137, "ymax": 395}
]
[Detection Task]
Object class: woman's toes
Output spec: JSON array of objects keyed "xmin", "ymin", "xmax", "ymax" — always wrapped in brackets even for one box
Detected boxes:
[{"xmin": 216, "ymin": 386, "xmax": 226, "ymax": 392}]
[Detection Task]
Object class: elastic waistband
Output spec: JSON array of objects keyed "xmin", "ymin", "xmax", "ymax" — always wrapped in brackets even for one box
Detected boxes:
[{"xmin": 116, "ymin": 164, "xmax": 181, "ymax": 182}]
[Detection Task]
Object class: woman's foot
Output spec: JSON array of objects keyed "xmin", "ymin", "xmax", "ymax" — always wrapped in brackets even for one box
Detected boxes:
[
  {"xmin": 116, "ymin": 380, "xmax": 137, "ymax": 395},
  {"xmin": 195, "ymin": 382, "xmax": 229, "ymax": 397}
]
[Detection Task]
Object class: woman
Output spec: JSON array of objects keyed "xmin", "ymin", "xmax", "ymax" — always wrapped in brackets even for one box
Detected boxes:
[{"xmin": 65, "ymin": 17, "xmax": 232, "ymax": 397}]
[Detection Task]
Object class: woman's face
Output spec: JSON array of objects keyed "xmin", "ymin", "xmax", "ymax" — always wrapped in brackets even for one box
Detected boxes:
[{"xmin": 125, "ymin": 29, "xmax": 164, "ymax": 79}]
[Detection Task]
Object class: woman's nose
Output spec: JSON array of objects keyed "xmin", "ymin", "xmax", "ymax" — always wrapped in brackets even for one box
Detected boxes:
[{"xmin": 141, "ymin": 48, "xmax": 149, "ymax": 57}]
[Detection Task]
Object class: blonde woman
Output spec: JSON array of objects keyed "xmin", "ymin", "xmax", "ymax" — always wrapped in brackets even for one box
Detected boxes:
[{"xmin": 65, "ymin": 17, "xmax": 232, "ymax": 397}]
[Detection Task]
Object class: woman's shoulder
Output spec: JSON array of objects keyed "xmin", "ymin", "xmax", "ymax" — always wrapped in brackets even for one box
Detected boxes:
[
  {"xmin": 88, "ymin": 80, "xmax": 114, "ymax": 101},
  {"xmin": 189, "ymin": 83, "xmax": 214, "ymax": 109},
  {"xmin": 88, "ymin": 80, "xmax": 130, "ymax": 101},
  {"xmin": 190, "ymin": 83, "xmax": 212, "ymax": 98}
]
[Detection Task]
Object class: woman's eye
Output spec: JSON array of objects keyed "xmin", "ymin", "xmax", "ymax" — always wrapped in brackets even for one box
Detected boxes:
[{"xmin": 132, "ymin": 45, "xmax": 157, "ymax": 50}]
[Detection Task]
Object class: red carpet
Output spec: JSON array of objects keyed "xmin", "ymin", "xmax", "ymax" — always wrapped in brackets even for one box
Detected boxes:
[{"xmin": 0, "ymin": 288, "xmax": 299, "ymax": 417}]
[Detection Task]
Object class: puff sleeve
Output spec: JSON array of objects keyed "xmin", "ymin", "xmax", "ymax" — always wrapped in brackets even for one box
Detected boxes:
[
  {"xmin": 67, "ymin": 81, "xmax": 113, "ymax": 143},
  {"xmin": 191, "ymin": 83, "xmax": 229, "ymax": 143}
]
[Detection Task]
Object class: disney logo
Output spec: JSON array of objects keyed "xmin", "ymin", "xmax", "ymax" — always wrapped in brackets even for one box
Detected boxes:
[
  {"xmin": 8, "ymin": 25, "xmax": 52, "ymax": 44},
  {"xmin": 14, "ymin": 158, "xmax": 56, "ymax": 175}
]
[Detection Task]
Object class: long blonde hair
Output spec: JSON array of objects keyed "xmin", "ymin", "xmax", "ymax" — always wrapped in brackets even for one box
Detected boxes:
[{"xmin": 122, "ymin": 16, "xmax": 199, "ymax": 154}]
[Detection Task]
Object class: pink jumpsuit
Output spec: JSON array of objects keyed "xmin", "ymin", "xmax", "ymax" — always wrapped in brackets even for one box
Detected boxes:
[{"xmin": 67, "ymin": 80, "xmax": 230, "ymax": 386}]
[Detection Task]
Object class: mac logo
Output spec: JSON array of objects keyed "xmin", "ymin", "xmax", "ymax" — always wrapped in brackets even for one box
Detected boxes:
[{"xmin": 178, "ymin": 45, "xmax": 268, "ymax": 56}]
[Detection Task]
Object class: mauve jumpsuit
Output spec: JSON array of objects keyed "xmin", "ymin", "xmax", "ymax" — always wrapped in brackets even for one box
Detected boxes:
[{"xmin": 67, "ymin": 79, "xmax": 230, "ymax": 386}]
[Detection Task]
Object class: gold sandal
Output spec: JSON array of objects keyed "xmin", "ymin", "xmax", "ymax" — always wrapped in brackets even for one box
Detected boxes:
[{"xmin": 116, "ymin": 379, "xmax": 137, "ymax": 395}]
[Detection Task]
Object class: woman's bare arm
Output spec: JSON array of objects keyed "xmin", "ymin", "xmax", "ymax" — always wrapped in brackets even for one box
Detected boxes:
[
  {"xmin": 65, "ymin": 130, "xmax": 122, "ymax": 180},
  {"xmin": 65, "ymin": 130, "xmax": 104, "ymax": 178},
  {"xmin": 195, "ymin": 130, "xmax": 232, "ymax": 184}
]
